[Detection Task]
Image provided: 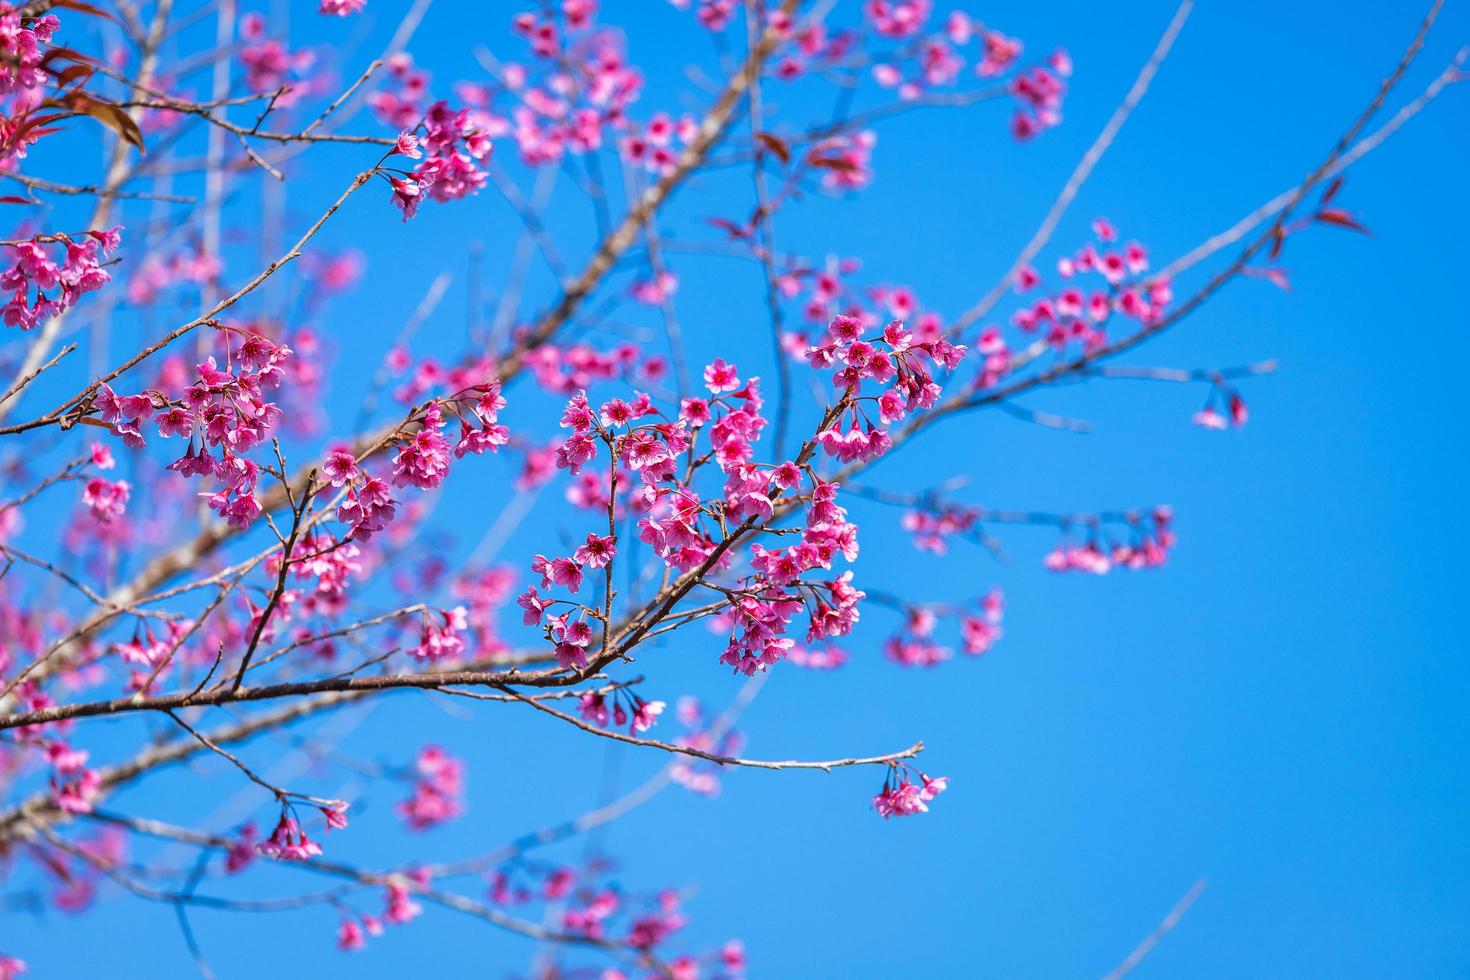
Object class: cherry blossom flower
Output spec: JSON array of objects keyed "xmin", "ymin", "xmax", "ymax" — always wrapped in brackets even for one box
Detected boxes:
[
  {"xmin": 1192, "ymin": 407, "xmax": 1228, "ymax": 430},
  {"xmin": 257, "ymin": 815, "xmax": 323, "ymax": 861},
  {"xmin": 384, "ymin": 879, "xmax": 423, "ymax": 924},
  {"xmin": 391, "ymin": 405, "xmax": 453, "ymax": 488},
  {"xmin": 80, "ymin": 478, "xmax": 130, "ymax": 523},
  {"xmin": 702, "ymin": 357, "xmax": 740, "ymax": 393},
  {"xmin": 322, "ymin": 448, "xmax": 359, "ymax": 486},
  {"xmin": 396, "ymin": 746, "xmax": 465, "ymax": 831},
  {"xmin": 1, "ymin": 230, "xmax": 120, "ymax": 330},
  {"xmin": 0, "ymin": 4, "xmax": 1410, "ymax": 968},
  {"xmin": 408, "ymin": 607, "xmax": 468, "ymax": 661},
  {"xmin": 389, "ymin": 176, "xmax": 424, "ymax": 220},
  {"xmin": 337, "ymin": 918, "xmax": 367, "ymax": 951},
  {"xmin": 873, "ymin": 769, "xmax": 948, "ymax": 818},
  {"xmin": 225, "ymin": 824, "xmax": 258, "ymax": 873},
  {"xmin": 630, "ymin": 698, "xmax": 665, "ymax": 733},
  {"xmin": 574, "ymin": 532, "xmax": 617, "ymax": 569}
]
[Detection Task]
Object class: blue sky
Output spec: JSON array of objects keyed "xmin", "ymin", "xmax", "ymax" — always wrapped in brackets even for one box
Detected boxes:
[{"xmin": 8, "ymin": 0, "xmax": 1470, "ymax": 976}]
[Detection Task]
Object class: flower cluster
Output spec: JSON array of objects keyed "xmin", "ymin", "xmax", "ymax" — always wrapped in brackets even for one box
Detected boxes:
[
  {"xmin": 1002, "ymin": 219, "xmax": 1171, "ymax": 363},
  {"xmin": 809, "ymin": 315, "xmax": 965, "ymax": 463},
  {"xmin": 396, "ymin": 745, "xmax": 465, "ymax": 831},
  {"xmin": 113, "ymin": 620, "xmax": 194, "ymax": 691},
  {"xmin": 283, "ymin": 531, "xmax": 363, "ymax": 619},
  {"xmin": 504, "ymin": 10, "xmax": 645, "ymax": 166},
  {"xmin": 787, "ymin": 642, "xmax": 849, "ymax": 670},
  {"xmin": 961, "ymin": 589, "xmax": 1005, "ymax": 655},
  {"xmin": 370, "ymin": 8, "xmax": 646, "ymax": 171},
  {"xmin": 79, "ymin": 478, "xmax": 130, "ymax": 525},
  {"xmin": 367, "ymin": 53, "xmax": 431, "ymax": 128},
  {"xmin": 257, "ymin": 812, "xmax": 323, "ymax": 862},
  {"xmin": 95, "ymin": 331, "xmax": 292, "ymax": 528},
  {"xmin": 386, "ymin": 100, "xmax": 494, "ymax": 221},
  {"xmin": 407, "ymin": 607, "xmax": 468, "ymax": 661},
  {"xmin": 512, "ymin": 339, "xmax": 969, "ymax": 683},
  {"xmin": 126, "ymin": 246, "xmax": 220, "ymax": 305},
  {"xmin": 873, "ymin": 764, "xmax": 948, "ymax": 818},
  {"xmin": 26, "ymin": 830, "xmax": 119, "ymax": 914},
  {"xmin": 668, "ymin": 0, "xmax": 739, "ymax": 33},
  {"xmin": 1008, "ymin": 50, "xmax": 1072, "ymax": 140},
  {"xmin": 863, "ymin": 6, "xmax": 1065, "ymax": 112},
  {"xmin": 0, "ymin": 2, "xmax": 1333, "ymax": 966},
  {"xmin": 523, "ymin": 527, "xmax": 617, "ymax": 623},
  {"xmin": 620, "ymin": 110, "xmax": 699, "ymax": 177},
  {"xmin": 810, "ymin": 131, "xmax": 877, "ymax": 192},
  {"xmin": 391, "ymin": 402, "xmax": 454, "ymax": 488},
  {"xmin": 578, "ymin": 687, "xmax": 666, "ymax": 734},
  {"xmin": 1, "ymin": 229, "xmax": 120, "ymax": 330},
  {"xmin": 901, "ymin": 502, "xmax": 979, "ymax": 554},
  {"xmin": 522, "ymin": 340, "xmax": 665, "ymax": 394},
  {"xmin": 487, "ymin": 862, "xmax": 569, "ymax": 906},
  {"xmin": 0, "ymin": 1, "xmax": 59, "ymax": 166},
  {"xmin": 1043, "ymin": 507, "xmax": 1176, "ymax": 574},
  {"xmin": 668, "ymin": 697, "xmax": 745, "ymax": 797},
  {"xmin": 238, "ymin": 13, "xmax": 320, "ymax": 102},
  {"xmin": 450, "ymin": 565, "xmax": 517, "ymax": 657},
  {"xmin": 332, "ymin": 382, "xmax": 506, "ymax": 540},
  {"xmin": 225, "ymin": 824, "xmax": 258, "ymax": 873},
  {"xmin": 46, "ymin": 741, "xmax": 100, "ymax": 815},
  {"xmin": 385, "ymin": 351, "xmax": 495, "ymax": 406},
  {"xmin": 565, "ymin": 886, "xmax": 686, "ymax": 949},
  {"xmin": 336, "ymin": 875, "xmax": 428, "ymax": 951},
  {"xmin": 883, "ymin": 589, "xmax": 1004, "ymax": 667},
  {"xmin": 0, "ymin": 3, "xmax": 58, "ymax": 110},
  {"xmin": 481, "ymin": 854, "xmax": 746, "ymax": 972}
]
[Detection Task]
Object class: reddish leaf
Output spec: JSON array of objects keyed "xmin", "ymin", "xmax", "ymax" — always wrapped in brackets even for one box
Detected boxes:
[
  {"xmin": 1316, "ymin": 208, "xmax": 1371, "ymax": 235},
  {"xmin": 65, "ymin": 93, "xmax": 145, "ymax": 153},
  {"xmin": 50, "ymin": 64, "xmax": 95, "ymax": 89},
  {"xmin": 706, "ymin": 217, "xmax": 751, "ymax": 240},
  {"xmin": 755, "ymin": 131, "xmax": 791, "ymax": 165},
  {"xmin": 39, "ymin": 46, "xmax": 100, "ymax": 69},
  {"xmin": 1244, "ymin": 266, "xmax": 1292, "ymax": 291},
  {"xmin": 47, "ymin": 0, "xmax": 116, "ymax": 21},
  {"xmin": 806, "ymin": 154, "xmax": 859, "ymax": 172}
]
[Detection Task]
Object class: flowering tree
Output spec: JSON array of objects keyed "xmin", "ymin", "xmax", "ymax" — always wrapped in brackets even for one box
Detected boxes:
[{"xmin": 0, "ymin": 0, "xmax": 1460, "ymax": 975}]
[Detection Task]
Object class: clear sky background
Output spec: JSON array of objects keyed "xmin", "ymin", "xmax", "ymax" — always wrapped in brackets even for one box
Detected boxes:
[{"xmin": 9, "ymin": 0, "xmax": 1470, "ymax": 976}]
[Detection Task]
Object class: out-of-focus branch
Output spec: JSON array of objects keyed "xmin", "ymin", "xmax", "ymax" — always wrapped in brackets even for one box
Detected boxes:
[
  {"xmin": 1150, "ymin": 45, "xmax": 1468, "ymax": 286},
  {"xmin": 1102, "ymin": 879, "xmax": 1208, "ymax": 980}
]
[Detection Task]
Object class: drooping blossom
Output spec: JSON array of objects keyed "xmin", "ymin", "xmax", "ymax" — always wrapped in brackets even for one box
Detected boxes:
[{"xmin": 873, "ymin": 769, "xmax": 948, "ymax": 818}]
